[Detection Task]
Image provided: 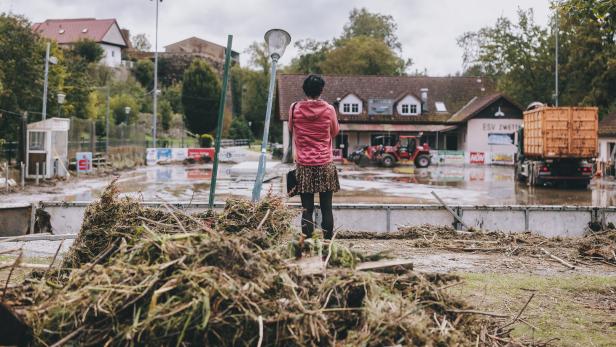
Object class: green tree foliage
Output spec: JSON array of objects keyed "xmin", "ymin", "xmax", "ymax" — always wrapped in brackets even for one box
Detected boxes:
[
  {"xmin": 286, "ymin": 8, "xmax": 410, "ymax": 75},
  {"xmin": 228, "ymin": 116, "xmax": 253, "ymax": 140},
  {"xmin": 72, "ymin": 39, "xmax": 104, "ymax": 63},
  {"xmin": 321, "ymin": 36, "xmax": 408, "ymax": 75},
  {"xmin": 457, "ymin": 9, "xmax": 554, "ymax": 107},
  {"xmin": 181, "ymin": 60, "xmax": 221, "ymax": 134},
  {"xmin": 110, "ymin": 94, "xmax": 139, "ymax": 125},
  {"xmin": 133, "ymin": 59, "xmax": 154, "ymax": 90},
  {"xmin": 0, "ymin": 14, "xmax": 45, "ymax": 141},
  {"xmin": 131, "ymin": 33, "xmax": 151, "ymax": 52},
  {"xmin": 159, "ymin": 55, "xmax": 197, "ymax": 87},
  {"xmin": 162, "ymin": 83, "xmax": 183, "ymax": 114},
  {"xmin": 159, "ymin": 99, "xmax": 172, "ymax": 131},
  {"xmin": 340, "ymin": 7, "xmax": 402, "ymax": 51},
  {"xmin": 458, "ymin": 2, "xmax": 616, "ymax": 113}
]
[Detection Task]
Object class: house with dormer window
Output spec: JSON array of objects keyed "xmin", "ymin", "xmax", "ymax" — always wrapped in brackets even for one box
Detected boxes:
[{"xmin": 277, "ymin": 74, "xmax": 524, "ymax": 165}]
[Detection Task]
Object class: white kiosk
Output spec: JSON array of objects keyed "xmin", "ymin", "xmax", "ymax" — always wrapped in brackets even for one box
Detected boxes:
[{"xmin": 26, "ymin": 118, "xmax": 70, "ymax": 179}]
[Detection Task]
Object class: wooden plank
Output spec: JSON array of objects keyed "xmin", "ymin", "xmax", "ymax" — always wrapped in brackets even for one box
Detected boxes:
[{"xmin": 356, "ymin": 259, "xmax": 414, "ymax": 274}]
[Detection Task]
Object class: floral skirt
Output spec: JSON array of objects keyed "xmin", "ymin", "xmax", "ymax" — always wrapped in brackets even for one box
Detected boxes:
[{"xmin": 296, "ymin": 162, "xmax": 340, "ymax": 194}]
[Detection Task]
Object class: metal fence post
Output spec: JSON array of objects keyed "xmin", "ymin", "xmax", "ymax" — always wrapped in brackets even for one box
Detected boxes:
[
  {"xmin": 20, "ymin": 161, "xmax": 25, "ymax": 188},
  {"xmin": 36, "ymin": 162, "xmax": 40, "ymax": 185},
  {"xmin": 4, "ymin": 162, "xmax": 8, "ymax": 192}
]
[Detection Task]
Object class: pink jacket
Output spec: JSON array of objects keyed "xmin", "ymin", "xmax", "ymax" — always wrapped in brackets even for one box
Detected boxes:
[{"xmin": 289, "ymin": 99, "xmax": 340, "ymax": 166}]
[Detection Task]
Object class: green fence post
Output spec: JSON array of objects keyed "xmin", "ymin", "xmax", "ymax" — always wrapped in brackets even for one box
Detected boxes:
[{"xmin": 208, "ymin": 35, "xmax": 233, "ymax": 208}]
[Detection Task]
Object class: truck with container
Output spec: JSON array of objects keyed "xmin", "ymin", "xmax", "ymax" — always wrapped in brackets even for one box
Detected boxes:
[{"xmin": 515, "ymin": 106, "xmax": 598, "ymax": 187}]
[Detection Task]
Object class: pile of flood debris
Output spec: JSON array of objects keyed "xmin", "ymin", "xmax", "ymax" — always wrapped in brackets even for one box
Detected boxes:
[
  {"xmin": 2, "ymin": 184, "xmax": 544, "ymax": 346},
  {"xmin": 339, "ymin": 224, "xmax": 616, "ymax": 265}
]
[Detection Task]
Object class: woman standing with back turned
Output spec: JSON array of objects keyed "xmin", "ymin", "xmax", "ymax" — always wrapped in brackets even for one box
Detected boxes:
[{"xmin": 289, "ymin": 75, "xmax": 340, "ymax": 239}]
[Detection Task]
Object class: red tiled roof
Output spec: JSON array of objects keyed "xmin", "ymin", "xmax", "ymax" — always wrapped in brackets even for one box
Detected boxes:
[
  {"xmin": 32, "ymin": 18, "xmax": 127, "ymax": 47},
  {"xmin": 277, "ymin": 74, "xmax": 496, "ymax": 121},
  {"xmin": 599, "ymin": 112, "xmax": 616, "ymax": 137}
]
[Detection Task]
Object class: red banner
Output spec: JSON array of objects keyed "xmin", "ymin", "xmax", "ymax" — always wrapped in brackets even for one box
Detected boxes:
[
  {"xmin": 187, "ymin": 148, "xmax": 215, "ymax": 160},
  {"xmin": 469, "ymin": 152, "xmax": 485, "ymax": 164}
]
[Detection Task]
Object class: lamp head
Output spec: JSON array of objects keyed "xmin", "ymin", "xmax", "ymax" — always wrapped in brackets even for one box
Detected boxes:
[
  {"xmin": 57, "ymin": 92, "xmax": 66, "ymax": 104},
  {"xmin": 124, "ymin": 106, "xmax": 131, "ymax": 115},
  {"xmin": 264, "ymin": 29, "xmax": 291, "ymax": 61}
]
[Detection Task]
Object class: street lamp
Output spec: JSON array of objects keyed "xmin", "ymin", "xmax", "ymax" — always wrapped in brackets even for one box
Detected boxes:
[
  {"xmin": 42, "ymin": 42, "xmax": 58, "ymax": 121},
  {"xmin": 57, "ymin": 92, "xmax": 65, "ymax": 117},
  {"xmin": 124, "ymin": 106, "xmax": 131, "ymax": 116},
  {"xmin": 251, "ymin": 29, "xmax": 291, "ymax": 201},
  {"xmin": 151, "ymin": 0, "xmax": 163, "ymax": 148}
]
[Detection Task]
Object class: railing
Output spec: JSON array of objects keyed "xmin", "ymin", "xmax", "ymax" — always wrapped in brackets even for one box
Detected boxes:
[{"xmin": 0, "ymin": 141, "xmax": 18, "ymax": 164}]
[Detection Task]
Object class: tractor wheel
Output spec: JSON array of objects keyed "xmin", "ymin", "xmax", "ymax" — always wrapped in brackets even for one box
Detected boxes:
[
  {"xmin": 415, "ymin": 155, "xmax": 431, "ymax": 168},
  {"xmin": 382, "ymin": 155, "xmax": 396, "ymax": 167}
]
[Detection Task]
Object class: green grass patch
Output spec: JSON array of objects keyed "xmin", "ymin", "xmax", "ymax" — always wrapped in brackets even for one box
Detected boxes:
[{"xmin": 447, "ymin": 273, "xmax": 616, "ymax": 347}]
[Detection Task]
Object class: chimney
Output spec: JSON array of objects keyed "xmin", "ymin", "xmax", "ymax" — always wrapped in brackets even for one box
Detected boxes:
[
  {"xmin": 121, "ymin": 28, "xmax": 131, "ymax": 48},
  {"xmin": 420, "ymin": 88, "xmax": 429, "ymax": 113}
]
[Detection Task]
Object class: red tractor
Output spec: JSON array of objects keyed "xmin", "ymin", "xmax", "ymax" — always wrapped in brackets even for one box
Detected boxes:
[{"xmin": 350, "ymin": 135, "xmax": 432, "ymax": 168}]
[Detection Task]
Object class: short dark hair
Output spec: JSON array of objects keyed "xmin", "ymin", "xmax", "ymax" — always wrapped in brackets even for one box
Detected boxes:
[{"xmin": 302, "ymin": 74, "xmax": 325, "ymax": 98}]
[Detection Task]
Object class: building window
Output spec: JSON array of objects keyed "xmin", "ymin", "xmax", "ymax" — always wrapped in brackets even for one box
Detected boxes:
[
  {"xmin": 400, "ymin": 104, "xmax": 418, "ymax": 115},
  {"xmin": 29, "ymin": 132, "xmax": 46, "ymax": 151},
  {"xmin": 371, "ymin": 134, "xmax": 398, "ymax": 146},
  {"xmin": 342, "ymin": 103, "xmax": 360, "ymax": 114}
]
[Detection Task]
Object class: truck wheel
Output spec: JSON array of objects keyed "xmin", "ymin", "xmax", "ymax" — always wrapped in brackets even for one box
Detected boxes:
[
  {"xmin": 382, "ymin": 155, "xmax": 395, "ymax": 167},
  {"xmin": 415, "ymin": 155, "xmax": 431, "ymax": 168}
]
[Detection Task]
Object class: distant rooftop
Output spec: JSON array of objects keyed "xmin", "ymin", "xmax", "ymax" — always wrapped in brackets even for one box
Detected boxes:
[{"xmin": 32, "ymin": 18, "xmax": 128, "ymax": 47}]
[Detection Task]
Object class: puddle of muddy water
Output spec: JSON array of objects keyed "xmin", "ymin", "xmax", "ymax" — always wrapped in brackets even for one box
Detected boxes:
[{"xmin": 5, "ymin": 163, "xmax": 616, "ymax": 206}]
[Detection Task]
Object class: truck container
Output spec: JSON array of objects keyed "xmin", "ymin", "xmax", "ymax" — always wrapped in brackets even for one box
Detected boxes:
[
  {"xmin": 523, "ymin": 107, "xmax": 598, "ymax": 158},
  {"xmin": 516, "ymin": 107, "xmax": 598, "ymax": 187}
]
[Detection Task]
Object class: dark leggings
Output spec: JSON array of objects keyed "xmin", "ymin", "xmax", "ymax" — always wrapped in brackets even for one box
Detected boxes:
[{"xmin": 300, "ymin": 191, "xmax": 334, "ymax": 239}]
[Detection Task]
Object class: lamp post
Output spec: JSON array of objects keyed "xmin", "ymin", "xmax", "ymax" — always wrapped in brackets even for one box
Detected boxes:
[
  {"xmin": 151, "ymin": 0, "xmax": 162, "ymax": 148},
  {"xmin": 56, "ymin": 92, "xmax": 65, "ymax": 117},
  {"xmin": 251, "ymin": 29, "xmax": 291, "ymax": 201},
  {"xmin": 42, "ymin": 42, "xmax": 58, "ymax": 121}
]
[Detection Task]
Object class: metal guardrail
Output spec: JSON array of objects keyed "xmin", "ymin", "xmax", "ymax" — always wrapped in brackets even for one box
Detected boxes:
[{"xmin": 29, "ymin": 201, "xmax": 616, "ymax": 238}]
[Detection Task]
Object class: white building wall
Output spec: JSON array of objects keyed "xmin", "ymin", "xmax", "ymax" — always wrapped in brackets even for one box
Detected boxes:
[
  {"xmin": 599, "ymin": 137, "xmax": 616, "ymax": 162},
  {"xmin": 465, "ymin": 118, "xmax": 523, "ymax": 165},
  {"xmin": 100, "ymin": 44, "xmax": 122, "ymax": 67}
]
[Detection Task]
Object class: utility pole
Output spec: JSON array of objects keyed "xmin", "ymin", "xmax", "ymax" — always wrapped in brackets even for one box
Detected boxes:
[
  {"xmin": 152, "ymin": 0, "xmax": 161, "ymax": 148},
  {"xmin": 105, "ymin": 86, "xmax": 111, "ymax": 154},
  {"xmin": 42, "ymin": 42, "xmax": 50, "ymax": 120},
  {"xmin": 555, "ymin": 5, "xmax": 559, "ymax": 107}
]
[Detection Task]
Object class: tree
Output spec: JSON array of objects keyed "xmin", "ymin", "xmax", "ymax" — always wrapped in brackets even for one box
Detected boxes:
[
  {"xmin": 72, "ymin": 39, "xmax": 104, "ymax": 63},
  {"xmin": 457, "ymin": 9, "xmax": 555, "ymax": 107},
  {"xmin": 131, "ymin": 33, "xmax": 151, "ymax": 51},
  {"xmin": 285, "ymin": 8, "xmax": 410, "ymax": 75},
  {"xmin": 162, "ymin": 83, "xmax": 183, "ymax": 114},
  {"xmin": 340, "ymin": 7, "xmax": 402, "ymax": 51},
  {"xmin": 159, "ymin": 99, "xmax": 172, "ymax": 131},
  {"xmin": 110, "ymin": 94, "xmax": 139, "ymax": 124},
  {"xmin": 321, "ymin": 36, "xmax": 408, "ymax": 75},
  {"xmin": 228, "ymin": 116, "xmax": 253, "ymax": 140},
  {"xmin": 181, "ymin": 60, "xmax": 221, "ymax": 134},
  {"xmin": 133, "ymin": 59, "xmax": 154, "ymax": 89}
]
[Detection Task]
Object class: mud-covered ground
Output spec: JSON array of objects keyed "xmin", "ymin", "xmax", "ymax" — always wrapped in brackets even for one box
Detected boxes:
[
  {"xmin": 6, "ymin": 161, "xmax": 616, "ymax": 206},
  {"xmin": 339, "ymin": 239, "xmax": 616, "ymax": 346}
]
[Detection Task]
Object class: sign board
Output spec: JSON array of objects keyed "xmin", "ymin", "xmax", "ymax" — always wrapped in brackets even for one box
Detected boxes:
[
  {"xmin": 157, "ymin": 148, "xmax": 172, "ymax": 161},
  {"xmin": 219, "ymin": 148, "xmax": 247, "ymax": 162},
  {"xmin": 469, "ymin": 152, "xmax": 485, "ymax": 164},
  {"xmin": 491, "ymin": 152, "xmax": 514, "ymax": 165},
  {"xmin": 332, "ymin": 149, "xmax": 343, "ymax": 162},
  {"xmin": 187, "ymin": 148, "xmax": 215, "ymax": 161},
  {"xmin": 368, "ymin": 99, "xmax": 394, "ymax": 115},
  {"xmin": 432, "ymin": 150, "xmax": 465, "ymax": 165},
  {"xmin": 76, "ymin": 152, "xmax": 93, "ymax": 173}
]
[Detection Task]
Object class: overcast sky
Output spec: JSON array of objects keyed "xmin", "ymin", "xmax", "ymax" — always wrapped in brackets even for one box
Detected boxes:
[{"xmin": 2, "ymin": 0, "xmax": 552, "ymax": 75}]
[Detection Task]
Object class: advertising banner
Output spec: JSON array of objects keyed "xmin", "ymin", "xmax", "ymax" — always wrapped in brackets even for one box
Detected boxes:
[
  {"xmin": 469, "ymin": 152, "xmax": 485, "ymax": 164},
  {"xmin": 187, "ymin": 148, "xmax": 215, "ymax": 161},
  {"xmin": 491, "ymin": 152, "xmax": 514, "ymax": 165},
  {"xmin": 76, "ymin": 152, "xmax": 93, "ymax": 173}
]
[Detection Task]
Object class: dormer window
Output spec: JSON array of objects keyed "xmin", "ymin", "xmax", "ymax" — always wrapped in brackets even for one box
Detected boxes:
[
  {"xmin": 338, "ymin": 94, "xmax": 362, "ymax": 115},
  {"xmin": 397, "ymin": 95, "xmax": 421, "ymax": 116}
]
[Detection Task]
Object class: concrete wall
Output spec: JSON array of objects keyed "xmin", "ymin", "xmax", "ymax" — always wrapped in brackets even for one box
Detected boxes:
[{"xmin": 35, "ymin": 201, "xmax": 612, "ymax": 238}]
